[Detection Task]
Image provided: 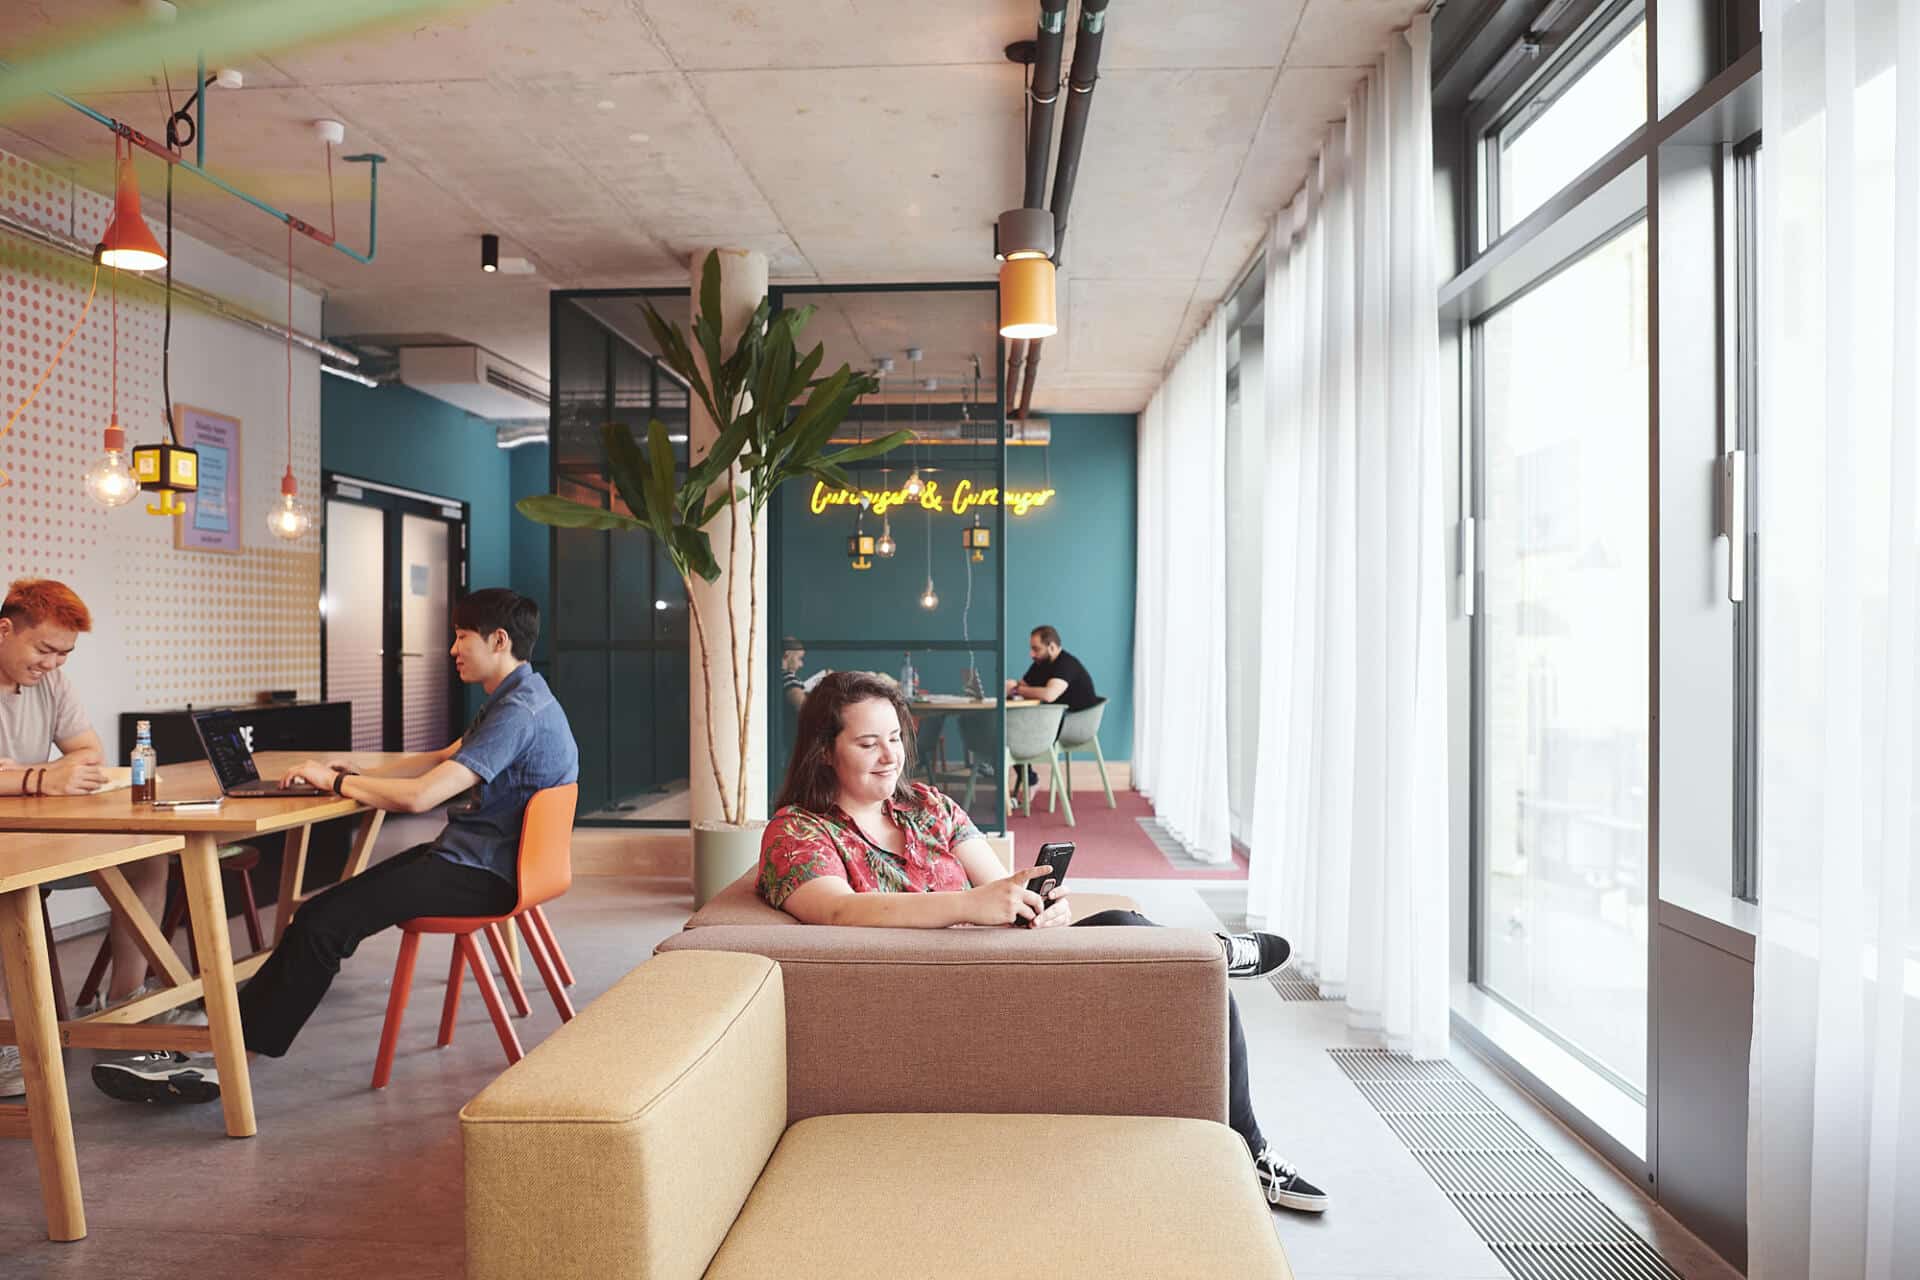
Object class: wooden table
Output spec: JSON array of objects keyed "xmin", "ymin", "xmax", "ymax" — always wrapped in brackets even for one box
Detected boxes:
[
  {"xmin": 0, "ymin": 831, "xmax": 187, "ymax": 1241},
  {"xmin": 0, "ymin": 752, "xmax": 391, "ymax": 1156}
]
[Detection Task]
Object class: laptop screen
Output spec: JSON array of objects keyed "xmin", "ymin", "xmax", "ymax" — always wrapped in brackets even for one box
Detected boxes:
[{"xmin": 194, "ymin": 713, "xmax": 261, "ymax": 789}]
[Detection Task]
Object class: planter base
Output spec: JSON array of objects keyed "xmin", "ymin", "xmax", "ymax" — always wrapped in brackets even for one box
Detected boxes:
[{"xmin": 692, "ymin": 820, "xmax": 767, "ymax": 908}]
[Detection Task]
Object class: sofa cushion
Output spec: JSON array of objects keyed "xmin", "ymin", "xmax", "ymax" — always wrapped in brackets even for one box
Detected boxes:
[
  {"xmin": 685, "ymin": 868, "xmax": 1141, "ymax": 929},
  {"xmin": 704, "ymin": 1112, "xmax": 1293, "ymax": 1279}
]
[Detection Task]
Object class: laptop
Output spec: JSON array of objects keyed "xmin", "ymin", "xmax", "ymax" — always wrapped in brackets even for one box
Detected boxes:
[{"xmin": 191, "ymin": 711, "xmax": 330, "ymax": 797}]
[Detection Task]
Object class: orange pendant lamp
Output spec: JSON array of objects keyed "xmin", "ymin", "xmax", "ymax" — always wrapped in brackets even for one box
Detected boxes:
[{"xmin": 95, "ymin": 142, "xmax": 167, "ymax": 272}]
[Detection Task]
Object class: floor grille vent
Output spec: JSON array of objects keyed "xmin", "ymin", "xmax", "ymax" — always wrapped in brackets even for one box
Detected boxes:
[
  {"xmin": 1269, "ymin": 968, "xmax": 1336, "ymax": 1002},
  {"xmin": 1136, "ymin": 817, "xmax": 1229, "ymax": 870},
  {"xmin": 1328, "ymin": 1048, "xmax": 1683, "ymax": 1280}
]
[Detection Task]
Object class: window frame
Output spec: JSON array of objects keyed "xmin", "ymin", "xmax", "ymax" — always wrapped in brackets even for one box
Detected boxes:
[{"xmin": 1467, "ymin": 0, "xmax": 1649, "ymax": 254}]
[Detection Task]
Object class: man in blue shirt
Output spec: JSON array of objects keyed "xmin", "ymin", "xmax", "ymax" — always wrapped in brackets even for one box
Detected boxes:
[{"xmin": 93, "ymin": 589, "xmax": 578, "ymax": 1104}]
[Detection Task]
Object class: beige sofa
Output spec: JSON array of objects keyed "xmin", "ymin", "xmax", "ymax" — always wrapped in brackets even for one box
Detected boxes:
[{"xmin": 462, "ymin": 948, "xmax": 1294, "ymax": 1279}]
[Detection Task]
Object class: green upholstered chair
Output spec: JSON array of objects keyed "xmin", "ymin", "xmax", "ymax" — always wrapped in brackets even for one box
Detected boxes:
[
  {"xmin": 1006, "ymin": 702, "xmax": 1071, "ymax": 825},
  {"xmin": 1053, "ymin": 697, "xmax": 1116, "ymax": 812}
]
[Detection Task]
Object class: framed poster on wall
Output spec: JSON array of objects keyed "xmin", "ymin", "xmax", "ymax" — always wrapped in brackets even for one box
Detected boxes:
[{"xmin": 174, "ymin": 404, "xmax": 242, "ymax": 553}]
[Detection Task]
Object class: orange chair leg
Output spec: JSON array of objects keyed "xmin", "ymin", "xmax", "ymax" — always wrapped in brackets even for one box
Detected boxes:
[
  {"xmin": 40, "ymin": 894, "xmax": 70, "ymax": 1022},
  {"xmin": 234, "ymin": 866, "xmax": 265, "ymax": 954},
  {"xmin": 458, "ymin": 933, "xmax": 523, "ymax": 1067},
  {"xmin": 529, "ymin": 905, "xmax": 575, "ymax": 987},
  {"xmin": 516, "ymin": 914, "xmax": 575, "ymax": 1022},
  {"xmin": 75, "ymin": 933, "xmax": 111, "ymax": 1010},
  {"xmin": 372, "ymin": 931, "xmax": 423, "ymax": 1089},
  {"xmin": 483, "ymin": 922, "xmax": 531, "ymax": 1018},
  {"xmin": 436, "ymin": 941, "xmax": 465, "ymax": 1048}
]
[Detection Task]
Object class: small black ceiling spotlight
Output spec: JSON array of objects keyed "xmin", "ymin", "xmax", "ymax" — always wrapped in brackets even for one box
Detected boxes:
[{"xmin": 481, "ymin": 233, "xmax": 499, "ymax": 273}]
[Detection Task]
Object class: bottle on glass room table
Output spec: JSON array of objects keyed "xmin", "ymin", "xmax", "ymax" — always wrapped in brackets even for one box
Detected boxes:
[
  {"xmin": 900, "ymin": 652, "xmax": 917, "ymax": 700},
  {"xmin": 130, "ymin": 718, "xmax": 157, "ymax": 804}
]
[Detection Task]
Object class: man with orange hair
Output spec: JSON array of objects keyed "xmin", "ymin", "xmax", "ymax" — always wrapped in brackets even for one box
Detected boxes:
[{"xmin": 0, "ymin": 579, "xmax": 170, "ymax": 1097}]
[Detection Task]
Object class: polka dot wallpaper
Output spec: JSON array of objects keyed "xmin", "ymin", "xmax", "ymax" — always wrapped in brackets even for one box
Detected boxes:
[{"xmin": 1, "ymin": 146, "xmax": 321, "ymax": 728}]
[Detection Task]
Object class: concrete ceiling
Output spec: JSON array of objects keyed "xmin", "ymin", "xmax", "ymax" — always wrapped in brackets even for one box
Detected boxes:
[{"xmin": 0, "ymin": 0, "xmax": 1426, "ymax": 413}]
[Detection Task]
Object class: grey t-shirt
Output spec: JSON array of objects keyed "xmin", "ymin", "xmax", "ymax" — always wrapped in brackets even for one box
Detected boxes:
[{"xmin": 0, "ymin": 668, "xmax": 91, "ymax": 764}]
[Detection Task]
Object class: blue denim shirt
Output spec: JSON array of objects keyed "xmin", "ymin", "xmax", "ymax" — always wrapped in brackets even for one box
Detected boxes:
[{"xmin": 436, "ymin": 664, "xmax": 579, "ymax": 883}]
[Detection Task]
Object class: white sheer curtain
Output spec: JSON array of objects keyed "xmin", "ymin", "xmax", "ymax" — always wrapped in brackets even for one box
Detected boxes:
[
  {"xmin": 1132, "ymin": 311, "xmax": 1233, "ymax": 863},
  {"xmin": 1750, "ymin": 0, "xmax": 1920, "ymax": 1274},
  {"xmin": 1244, "ymin": 14, "xmax": 1450, "ymax": 1058}
]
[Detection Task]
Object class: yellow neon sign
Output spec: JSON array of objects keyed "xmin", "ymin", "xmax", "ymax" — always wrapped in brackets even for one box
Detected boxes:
[{"xmin": 809, "ymin": 478, "xmax": 1057, "ymax": 518}]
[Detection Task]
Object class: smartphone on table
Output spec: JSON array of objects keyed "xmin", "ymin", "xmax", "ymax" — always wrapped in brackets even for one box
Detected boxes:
[{"xmin": 1022, "ymin": 841, "xmax": 1075, "ymax": 927}]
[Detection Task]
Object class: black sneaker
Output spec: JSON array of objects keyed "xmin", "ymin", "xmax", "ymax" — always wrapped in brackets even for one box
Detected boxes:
[
  {"xmin": 1254, "ymin": 1146, "xmax": 1330, "ymax": 1213},
  {"xmin": 92, "ymin": 1052, "xmax": 221, "ymax": 1105},
  {"xmin": 1217, "ymin": 931, "xmax": 1291, "ymax": 978}
]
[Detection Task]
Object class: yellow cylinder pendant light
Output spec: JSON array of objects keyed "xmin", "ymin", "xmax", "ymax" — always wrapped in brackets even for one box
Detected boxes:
[{"xmin": 998, "ymin": 256, "xmax": 1057, "ymax": 339}]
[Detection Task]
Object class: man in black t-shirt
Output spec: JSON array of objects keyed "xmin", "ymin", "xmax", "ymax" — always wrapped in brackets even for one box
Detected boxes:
[
  {"xmin": 1006, "ymin": 625, "xmax": 1098, "ymax": 798},
  {"xmin": 1008, "ymin": 625, "xmax": 1098, "ymax": 710}
]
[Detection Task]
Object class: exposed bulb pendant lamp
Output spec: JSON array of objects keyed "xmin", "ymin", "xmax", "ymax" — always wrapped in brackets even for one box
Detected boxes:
[
  {"xmin": 86, "ymin": 265, "xmax": 136, "ymax": 507},
  {"xmin": 874, "ymin": 365, "xmax": 897, "ymax": 557},
  {"xmin": 95, "ymin": 140, "xmax": 167, "ymax": 272},
  {"xmin": 999, "ymin": 256, "xmax": 1057, "ymax": 339},
  {"xmin": 268, "ymin": 225, "xmax": 310, "ymax": 539},
  {"xmin": 901, "ymin": 346, "xmax": 925, "ymax": 498},
  {"xmin": 917, "ymin": 453, "xmax": 937, "ymax": 611}
]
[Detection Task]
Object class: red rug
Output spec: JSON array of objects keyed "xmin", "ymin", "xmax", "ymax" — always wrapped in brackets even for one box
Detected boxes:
[{"xmin": 1005, "ymin": 788, "xmax": 1249, "ymax": 880}]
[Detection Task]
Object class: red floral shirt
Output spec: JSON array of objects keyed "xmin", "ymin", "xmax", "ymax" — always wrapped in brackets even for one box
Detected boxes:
[{"xmin": 757, "ymin": 783, "xmax": 986, "ymax": 910}]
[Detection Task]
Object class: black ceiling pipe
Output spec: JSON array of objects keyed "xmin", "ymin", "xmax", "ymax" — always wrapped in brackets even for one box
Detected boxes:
[
  {"xmin": 1018, "ymin": 337, "xmax": 1043, "ymax": 421},
  {"xmin": 1022, "ymin": 1, "xmax": 1069, "ymax": 209},
  {"xmin": 1048, "ymin": 0, "xmax": 1109, "ymax": 266},
  {"xmin": 1006, "ymin": 338, "xmax": 1027, "ymax": 414}
]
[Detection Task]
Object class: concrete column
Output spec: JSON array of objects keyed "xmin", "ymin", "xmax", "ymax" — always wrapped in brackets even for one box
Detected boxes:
[{"xmin": 686, "ymin": 248, "xmax": 769, "ymax": 825}]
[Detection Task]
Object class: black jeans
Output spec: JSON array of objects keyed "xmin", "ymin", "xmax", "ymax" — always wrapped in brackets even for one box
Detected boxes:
[
  {"xmin": 1072, "ymin": 909, "xmax": 1265, "ymax": 1157},
  {"xmin": 239, "ymin": 845, "xmax": 516, "ymax": 1058}
]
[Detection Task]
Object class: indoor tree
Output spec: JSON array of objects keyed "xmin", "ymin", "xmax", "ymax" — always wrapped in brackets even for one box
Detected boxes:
[{"xmin": 517, "ymin": 252, "xmax": 907, "ymax": 824}]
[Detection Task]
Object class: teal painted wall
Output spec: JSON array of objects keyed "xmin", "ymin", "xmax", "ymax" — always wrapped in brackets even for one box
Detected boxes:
[
  {"xmin": 768, "ymin": 411, "xmax": 1137, "ymax": 761},
  {"xmin": 1006, "ymin": 413, "xmax": 1136, "ymax": 759},
  {"xmin": 321, "ymin": 379, "xmax": 552, "ymax": 713}
]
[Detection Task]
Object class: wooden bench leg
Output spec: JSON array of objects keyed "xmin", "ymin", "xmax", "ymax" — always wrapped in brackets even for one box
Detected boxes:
[{"xmin": 1, "ymin": 888, "xmax": 86, "ymax": 1241}]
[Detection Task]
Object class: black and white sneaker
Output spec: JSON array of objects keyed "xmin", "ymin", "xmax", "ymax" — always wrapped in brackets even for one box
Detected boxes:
[
  {"xmin": 91, "ymin": 1052, "xmax": 221, "ymax": 1105},
  {"xmin": 1217, "ymin": 930, "xmax": 1291, "ymax": 979},
  {"xmin": 1254, "ymin": 1146, "xmax": 1330, "ymax": 1213}
]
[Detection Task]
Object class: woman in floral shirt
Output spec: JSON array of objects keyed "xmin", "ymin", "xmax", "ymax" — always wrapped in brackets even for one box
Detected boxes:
[{"xmin": 757, "ymin": 671, "xmax": 1331, "ymax": 1213}]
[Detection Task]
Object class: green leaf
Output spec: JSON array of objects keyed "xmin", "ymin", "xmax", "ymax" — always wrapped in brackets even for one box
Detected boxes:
[
  {"xmin": 515, "ymin": 494, "xmax": 647, "ymax": 531},
  {"xmin": 673, "ymin": 525, "xmax": 722, "ymax": 582},
  {"xmin": 646, "ymin": 420, "xmax": 676, "ymax": 516},
  {"xmin": 687, "ymin": 416, "xmax": 752, "ymax": 492},
  {"xmin": 806, "ymin": 461, "xmax": 857, "ymax": 493},
  {"xmin": 823, "ymin": 428, "xmax": 914, "ymax": 467},
  {"xmin": 602, "ymin": 422, "xmax": 656, "ymax": 521}
]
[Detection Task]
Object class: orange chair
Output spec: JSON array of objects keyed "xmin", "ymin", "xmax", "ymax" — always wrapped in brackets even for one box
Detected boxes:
[{"xmin": 371, "ymin": 784, "xmax": 579, "ymax": 1089}]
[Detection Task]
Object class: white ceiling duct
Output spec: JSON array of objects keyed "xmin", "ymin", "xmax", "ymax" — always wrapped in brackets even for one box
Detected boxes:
[{"xmin": 399, "ymin": 345, "xmax": 549, "ymax": 420}]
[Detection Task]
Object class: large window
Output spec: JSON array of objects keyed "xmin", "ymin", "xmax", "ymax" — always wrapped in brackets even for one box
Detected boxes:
[{"xmin": 1475, "ymin": 220, "xmax": 1651, "ymax": 1095}]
